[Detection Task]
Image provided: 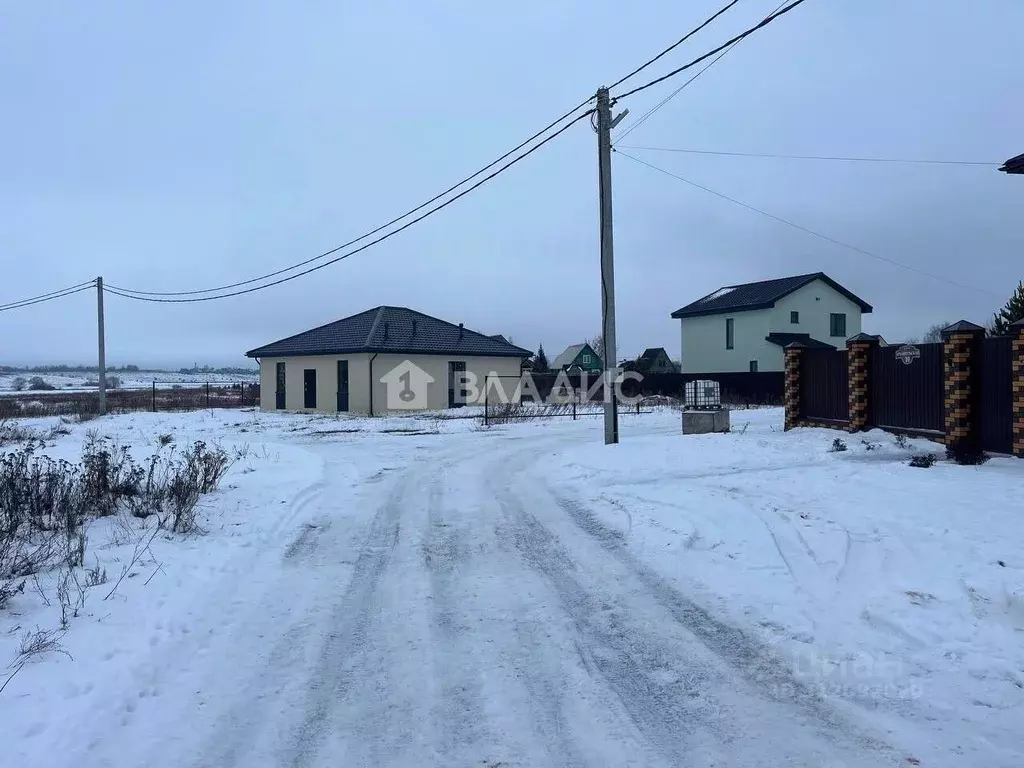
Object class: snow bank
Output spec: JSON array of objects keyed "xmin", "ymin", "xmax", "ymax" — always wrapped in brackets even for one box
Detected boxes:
[{"xmin": 542, "ymin": 410, "xmax": 1024, "ymax": 765}]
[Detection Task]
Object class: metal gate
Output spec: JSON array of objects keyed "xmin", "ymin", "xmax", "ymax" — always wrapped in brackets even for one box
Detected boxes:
[
  {"xmin": 800, "ymin": 348, "xmax": 849, "ymax": 422},
  {"xmin": 979, "ymin": 336, "xmax": 1013, "ymax": 453},
  {"xmin": 871, "ymin": 343, "xmax": 944, "ymax": 434}
]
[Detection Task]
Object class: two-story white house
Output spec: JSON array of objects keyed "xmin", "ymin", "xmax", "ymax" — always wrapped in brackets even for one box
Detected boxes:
[{"xmin": 671, "ymin": 272, "xmax": 873, "ymax": 373}]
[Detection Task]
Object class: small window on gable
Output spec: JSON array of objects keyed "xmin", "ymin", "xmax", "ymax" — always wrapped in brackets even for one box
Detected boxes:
[
  {"xmin": 749, "ymin": 360, "xmax": 758, "ymax": 373},
  {"xmin": 726, "ymin": 318, "xmax": 734, "ymax": 350},
  {"xmin": 790, "ymin": 311, "xmax": 799, "ymax": 324},
  {"xmin": 582, "ymin": 354, "xmax": 591, "ymax": 364}
]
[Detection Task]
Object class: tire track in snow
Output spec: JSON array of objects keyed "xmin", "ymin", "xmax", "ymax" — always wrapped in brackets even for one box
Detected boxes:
[
  {"xmin": 423, "ymin": 462, "xmax": 492, "ymax": 764},
  {"xmin": 549, "ymin": 491, "xmax": 898, "ymax": 761},
  {"xmin": 286, "ymin": 468, "xmax": 412, "ymax": 767},
  {"xmin": 488, "ymin": 464, "xmax": 720, "ymax": 765}
]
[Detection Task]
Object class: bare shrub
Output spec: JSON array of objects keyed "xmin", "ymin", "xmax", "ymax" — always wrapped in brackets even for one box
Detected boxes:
[
  {"xmin": 0, "ymin": 579, "xmax": 25, "ymax": 609},
  {"xmin": 17, "ymin": 627, "xmax": 70, "ymax": 662},
  {"xmin": 893, "ymin": 433, "xmax": 910, "ymax": 450},
  {"xmin": 1, "ymin": 437, "xmax": 233, "ymax": 609},
  {"xmin": 11, "ymin": 377, "xmax": 27, "ymax": 392},
  {"xmin": 156, "ymin": 433, "xmax": 174, "ymax": 447},
  {"xmin": 27, "ymin": 377, "xmax": 55, "ymax": 392},
  {"xmin": 84, "ymin": 558, "xmax": 107, "ymax": 587},
  {"xmin": 0, "ymin": 420, "xmax": 38, "ymax": 446},
  {"xmin": 909, "ymin": 453, "xmax": 937, "ymax": 468},
  {"xmin": 56, "ymin": 567, "xmax": 86, "ymax": 628},
  {"xmin": 829, "ymin": 438, "xmax": 848, "ymax": 453}
]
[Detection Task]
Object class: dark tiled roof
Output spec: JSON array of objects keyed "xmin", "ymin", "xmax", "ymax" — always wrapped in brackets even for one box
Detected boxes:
[
  {"xmin": 670, "ymin": 272, "xmax": 872, "ymax": 319},
  {"xmin": 638, "ymin": 347, "xmax": 666, "ymax": 362},
  {"xmin": 245, "ymin": 306, "xmax": 533, "ymax": 358},
  {"xmin": 765, "ymin": 332, "xmax": 836, "ymax": 349}
]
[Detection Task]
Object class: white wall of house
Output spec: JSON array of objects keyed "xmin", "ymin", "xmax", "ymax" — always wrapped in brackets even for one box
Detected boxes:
[
  {"xmin": 258, "ymin": 353, "xmax": 524, "ymax": 414},
  {"xmin": 770, "ymin": 281, "xmax": 863, "ymax": 341},
  {"xmin": 679, "ymin": 278, "xmax": 866, "ymax": 374},
  {"xmin": 680, "ymin": 308, "xmax": 775, "ymax": 373}
]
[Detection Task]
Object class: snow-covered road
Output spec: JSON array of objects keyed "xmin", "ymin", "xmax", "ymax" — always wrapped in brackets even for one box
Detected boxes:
[{"xmin": 28, "ymin": 420, "xmax": 896, "ymax": 768}]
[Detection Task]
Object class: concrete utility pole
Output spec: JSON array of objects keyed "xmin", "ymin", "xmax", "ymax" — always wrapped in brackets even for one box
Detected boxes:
[
  {"xmin": 595, "ymin": 87, "xmax": 627, "ymax": 445},
  {"xmin": 96, "ymin": 276, "xmax": 106, "ymax": 415}
]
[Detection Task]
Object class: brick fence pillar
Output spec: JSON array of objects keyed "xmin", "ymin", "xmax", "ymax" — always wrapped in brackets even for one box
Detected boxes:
[
  {"xmin": 1012, "ymin": 319, "xmax": 1024, "ymax": 458},
  {"xmin": 784, "ymin": 342, "xmax": 805, "ymax": 431},
  {"xmin": 846, "ymin": 333, "xmax": 879, "ymax": 431},
  {"xmin": 941, "ymin": 320, "xmax": 986, "ymax": 455}
]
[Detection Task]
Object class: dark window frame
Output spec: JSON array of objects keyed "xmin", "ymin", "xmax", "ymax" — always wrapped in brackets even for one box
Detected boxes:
[
  {"xmin": 830, "ymin": 313, "xmax": 847, "ymax": 338},
  {"xmin": 749, "ymin": 360, "xmax": 758, "ymax": 373},
  {"xmin": 725, "ymin": 318, "xmax": 734, "ymax": 350},
  {"xmin": 790, "ymin": 310, "xmax": 799, "ymax": 324}
]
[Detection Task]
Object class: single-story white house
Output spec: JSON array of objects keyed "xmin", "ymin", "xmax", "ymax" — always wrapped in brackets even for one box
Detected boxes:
[
  {"xmin": 671, "ymin": 272, "xmax": 873, "ymax": 373},
  {"xmin": 245, "ymin": 306, "xmax": 532, "ymax": 414}
]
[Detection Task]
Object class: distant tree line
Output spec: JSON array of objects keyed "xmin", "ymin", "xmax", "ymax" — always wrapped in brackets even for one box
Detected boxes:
[{"xmin": 0, "ymin": 364, "xmax": 141, "ymax": 373}]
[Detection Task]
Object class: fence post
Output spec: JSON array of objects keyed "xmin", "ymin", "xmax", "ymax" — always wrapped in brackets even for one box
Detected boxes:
[
  {"xmin": 572, "ymin": 394, "xmax": 577, "ymax": 421},
  {"xmin": 783, "ymin": 342, "xmax": 805, "ymax": 430},
  {"xmin": 1010, "ymin": 319, "xmax": 1024, "ymax": 458},
  {"xmin": 206, "ymin": 382, "xmax": 210, "ymax": 409},
  {"xmin": 484, "ymin": 375, "xmax": 489, "ymax": 427},
  {"xmin": 152, "ymin": 381, "xmax": 156, "ymax": 413},
  {"xmin": 941, "ymin": 320, "xmax": 986, "ymax": 456},
  {"xmin": 846, "ymin": 333, "xmax": 879, "ymax": 432}
]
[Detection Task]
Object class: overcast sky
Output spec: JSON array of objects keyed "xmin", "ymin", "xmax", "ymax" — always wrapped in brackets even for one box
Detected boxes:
[{"xmin": 1, "ymin": 0, "xmax": 1021, "ymax": 368}]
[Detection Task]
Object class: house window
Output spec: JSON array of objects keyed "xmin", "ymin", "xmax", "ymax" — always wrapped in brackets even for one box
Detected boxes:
[
  {"xmin": 790, "ymin": 311, "xmax": 799, "ymax": 324},
  {"xmin": 582, "ymin": 354, "xmax": 591, "ymax": 364},
  {"xmin": 830, "ymin": 313, "xmax": 847, "ymax": 337},
  {"xmin": 749, "ymin": 360, "xmax": 758, "ymax": 373},
  {"xmin": 725, "ymin": 318, "xmax": 734, "ymax": 350}
]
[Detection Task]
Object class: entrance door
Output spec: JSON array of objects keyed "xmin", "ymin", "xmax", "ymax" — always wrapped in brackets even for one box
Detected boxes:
[
  {"xmin": 275, "ymin": 362, "xmax": 286, "ymax": 409},
  {"xmin": 336, "ymin": 360, "xmax": 349, "ymax": 412},
  {"xmin": 448, "ymin": 361, "xmax": 467, "ymax": 408},
  {"xmin": 303, "ymin": 369, "xmax": 317, "ymax": 409}
]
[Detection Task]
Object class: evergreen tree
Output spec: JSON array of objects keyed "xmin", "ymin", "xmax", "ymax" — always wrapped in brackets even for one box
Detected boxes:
[
  {"xmin": 990, "ymin": 280, "xmax": 1024, "ymax": 336},
  {"xmin": 533, "ymin": 345, "xmax": 550, "ymax": 373}
]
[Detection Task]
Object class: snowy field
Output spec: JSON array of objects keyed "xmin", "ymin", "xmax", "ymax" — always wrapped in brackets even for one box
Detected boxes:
[
  {"xmin": 1, "ymin": 406, "xmax": 1021, "ymax": 767},
  {"xmin": 0, "ymin": 370, "xmax": 258, "ymax": 394}
]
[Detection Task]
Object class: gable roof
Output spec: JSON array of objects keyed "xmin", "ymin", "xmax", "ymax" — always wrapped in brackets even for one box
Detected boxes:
[
  {"xmin": 551, "ymin": 343, "xmax": 601, "ymax": 369},
  {"xmin": 245, "ymin": 306, "xmax": 533, "ymax": 359},
  {"xmin": 670, "ymin": 272, "xmax": 872, "ymax": 319},
  {"xmin": 638, "ymin": 347, "xmax": 669, "ymax": 363}
]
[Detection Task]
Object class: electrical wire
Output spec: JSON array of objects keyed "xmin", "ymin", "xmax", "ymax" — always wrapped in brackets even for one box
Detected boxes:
[
  {"xmin": 615, "ymin": 149, "xmax": 1000, "ymax": 297},
  {"xmin": 616, "ymin": 145, "xmax": 1000, "ymax": 166},
  {"xmin": 615, "ymin": 0, "xmax": 789, "ymax": 144},
  {"xmin": 0, "ymin": 281, "xmax": 96, "ymax": 313},
  {"xmin": 609, "ymin": 0, "xmax": 740, "ymax": 90},
  {"xmin": 105, "ymin": 111, "xmax": 595, "ymax": 304},
  {"xmin": 613, "ymin": 0, "xmax": 808, "ymax": 102},
  {"xmin": 108, "ymin": 2, "xmax": 757, "ymax": 300},
  {"xmin": 108, "ymin": 101, "xmax": 597, "ymax": 297}
]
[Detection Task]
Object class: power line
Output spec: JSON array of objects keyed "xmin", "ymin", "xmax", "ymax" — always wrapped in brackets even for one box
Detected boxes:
[
  {"xmin": 609, "ymin": 0, "xmax": 740, "ymax": 90},
  {"xmin": 615, "ymin": 0, "xmax": 789, "ymax": 144},
  {"xmin": 108, "ymin": 2, "xmax": 759, "ymax": 300},
  {"xmin": 616, "ymin": 145, "xmax": 1000, "ymax": 166},
  {"xmin": 613, "ymin": 0, "xmax": 809, "ymax": 102},
  {"xmin": 615, "ymin": 149, "xmax": 1000, "ymax": 297},
  {"xmin": 105, "ymin": 111, "xmax": 595, "ymax": 304},
  {"xmin": 0, "ymin": 281, "xmax": 95, "ymax": 313},
  {"xmin": 109, "ymin": 102, "xmax": 595, "ymax": 297}
]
